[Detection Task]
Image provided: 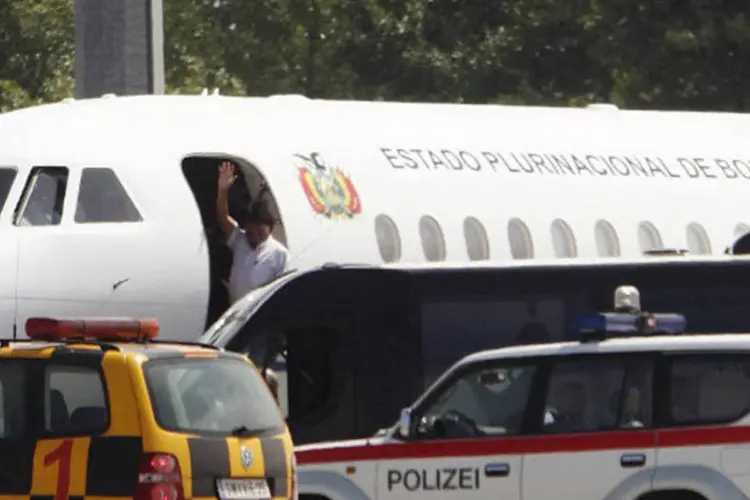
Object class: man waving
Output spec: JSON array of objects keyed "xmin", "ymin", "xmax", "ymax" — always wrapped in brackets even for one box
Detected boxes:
[{"xmin": 216, "ymin": 161, "xmax": 289, "ymax": 303}]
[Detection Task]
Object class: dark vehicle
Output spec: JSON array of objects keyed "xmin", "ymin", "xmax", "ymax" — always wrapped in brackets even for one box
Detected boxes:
[{"xmin": 200, "ymin": 256, "xmax": 750, "ymax": 444}]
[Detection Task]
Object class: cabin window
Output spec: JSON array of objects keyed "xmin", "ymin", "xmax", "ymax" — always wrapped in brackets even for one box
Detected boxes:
[
  {"xmin": 734, "ymin": 223, "xmax": 750, "ymax": 239},
  {"xmin": 0, "ymin": 167, "xmax": 17, "ymax": 216},
  {"xmin": 463, "ymin": 216, "xmax": 489, "ymax": 261},
  {"xmin": 15, "ymin": 166, "xmax": 68, "ymax": 226},
  {"xmin": 637, "ymin": 221, "xmax": 663, "ymax": 253},
  {"xmin": 75, "ymin": 168, "xmax": 142, "ymax": 223},
  {"xmin": 508, "ymin": 218, "xmax": 534, "ymax": 259},
  {"xmin": 419, "ymin": 215, "xmax": 446, "ymax": 262},
  {"xmin": 594, "ymin": 219, "xmax": 620, "ymax": 257},
  {"xmin": 374, "ymin": 214, "xmax": 401, "ymax": 263},
  {"xmin": 686, "ymin": 222, "xmax": 711, "ymax": 255},
  {"xmin": 550, "ymin": 219, "xmax": 577, "ymax": 258}
]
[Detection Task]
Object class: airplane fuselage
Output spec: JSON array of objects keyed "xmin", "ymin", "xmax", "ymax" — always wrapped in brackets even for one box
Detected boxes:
[{"xmin": 1, "ymin": 94, "xmax": 749, "ymax": 339}]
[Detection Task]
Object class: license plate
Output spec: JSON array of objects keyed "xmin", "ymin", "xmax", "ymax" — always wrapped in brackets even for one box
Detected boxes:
[{"xmin": 216, "ymin": 478, "xmax": 271, "ymax": 500}]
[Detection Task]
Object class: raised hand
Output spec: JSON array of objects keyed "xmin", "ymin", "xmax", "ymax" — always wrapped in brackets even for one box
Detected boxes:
[{"xmin": 218, "ymin": 161, "xmax": 237, "ymax": 191}]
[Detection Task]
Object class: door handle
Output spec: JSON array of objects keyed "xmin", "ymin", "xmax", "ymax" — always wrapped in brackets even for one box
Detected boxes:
[
  {"xmin": 484, "ymin": 462, "xmax": 510, "ymax": 477},
  {"xmin": 620, "ymin": 453, "xmax": 646, "ymax": 468}
]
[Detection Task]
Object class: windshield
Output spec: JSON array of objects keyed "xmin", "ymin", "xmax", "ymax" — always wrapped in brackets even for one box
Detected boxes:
[
  {"xmin": 419, "ymin": 365, "xmax": 536, "ymax": 436},
  {"xmin": 143, "ymin": 357, "xmax": 284, "ymax": 436},
  {"xmin": 199, "ymin": 271, "xmax": 297, "ymax": 346}
]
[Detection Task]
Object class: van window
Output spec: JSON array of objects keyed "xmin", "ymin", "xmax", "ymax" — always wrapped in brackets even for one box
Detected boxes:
[
  {"xmin": 418, "ymin": 262, "xmax": 750, "ymax": 386},
  {"xmin": 0, "ymin": 168, "xmax": 16, "ymax": 216},
  {"xmin": 0, "ymin": 361, "xmax": 26, "ymax": 438},
  {"xmin": 421, "ymin": 297, "xmax": 564, "ymax": 384},
  {"xmin": 144, "ymin": 357, "xmax": 284, "ymax": 436},
  {"xmin": 245, "ymin": 326, "xmax": 341, "ymax": 421},
  {"xmin": 15, "ymin": 166, "xmax": 68, "ymax": 226},
  {"xmin": 284, "ymin": 327, "xmax": 340, "ymax": 419},
  {"xmin": 44, "ymin": 364, "xmax": 109, "ymax": 435},
  {"xmin": 668, "ymin": 354, "xmax": 750, "ymax": 426},
  {"xmin": 75, "ymin": 168, "xmax": 142, "ymax": 223},
  {"xmin": 541, "ymin": 356, "xmax": 652, "ymax": 433}
]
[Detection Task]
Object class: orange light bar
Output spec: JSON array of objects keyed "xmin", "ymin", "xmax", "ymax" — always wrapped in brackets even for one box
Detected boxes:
[{"xmin": 25, "ymin": 317, "xmax": 160, "ymax": 342}]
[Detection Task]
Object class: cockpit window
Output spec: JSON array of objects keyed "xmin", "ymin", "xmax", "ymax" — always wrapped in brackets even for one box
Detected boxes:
[
  {"xmin": 15, "ymin": 166, "xmax": 68, "ymax": 226},
  {"xmin": 143, "ymin": 357, "xmax": 284, "ymax": 436},
  {"xmin": 0, "ymin": 168, "xmax": 17, "ymax": 216},
  {"xmin": 75, "ymin": 168, "xmax": 142, "ymax": 223}
]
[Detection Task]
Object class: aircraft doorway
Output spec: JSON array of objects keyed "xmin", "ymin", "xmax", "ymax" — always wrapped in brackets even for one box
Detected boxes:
[{"xmin": 180, "ymin": 156, "xmax": 287, "ymax": 327}]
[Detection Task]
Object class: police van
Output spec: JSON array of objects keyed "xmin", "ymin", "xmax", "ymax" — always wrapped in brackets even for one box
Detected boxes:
[
  {"xmin": 201, "ymin": 255, "xmax": 750, "ymax": 445},
  {"xmin": 294, "ymin": 286, "xmax": 750, "ymax": 500}
]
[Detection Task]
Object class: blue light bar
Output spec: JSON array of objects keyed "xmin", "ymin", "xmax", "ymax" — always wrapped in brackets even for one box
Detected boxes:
[{"xmin": 573, "ymin": 312, "xmax": 686, "ymax": 336}]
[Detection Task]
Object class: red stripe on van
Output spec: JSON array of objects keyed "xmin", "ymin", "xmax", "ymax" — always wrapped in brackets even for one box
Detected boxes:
[{"xmin": 295, "ymin": 426, "xmax": 750, "ymax": 465}]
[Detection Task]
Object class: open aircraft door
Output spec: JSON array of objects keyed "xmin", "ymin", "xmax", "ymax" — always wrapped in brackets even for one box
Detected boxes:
[{"xmin": 0, "ymin": 166, "xmax": 21, "ymax": 334}]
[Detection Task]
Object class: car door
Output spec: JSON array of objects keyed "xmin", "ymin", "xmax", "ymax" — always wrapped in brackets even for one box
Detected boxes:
[
  {"xmin": 376, "ymin": 359, "xmax": 539, "ymax": 500},
  {"xmin": 30, "ymin": 356, "xmax": 109, "ymax": 498},
  {"xmin": 0, "ymin": 166, "xmax": 20, "ymax": 333},
  {"xmin": 654, "ymin": 353, "xmax": 750, "ymax": 497},
  {"xmin": 522, "ymin": 354, "xmax": 657, "ymax": 500}
]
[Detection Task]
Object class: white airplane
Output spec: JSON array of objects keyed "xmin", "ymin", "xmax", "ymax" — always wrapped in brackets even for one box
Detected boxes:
[{"xmin": 1, "ymin": 93, "xmax": 750, "ymax": 339}]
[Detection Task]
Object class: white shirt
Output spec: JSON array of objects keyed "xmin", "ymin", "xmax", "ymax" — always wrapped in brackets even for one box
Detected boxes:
[{"xmin": 227, "ymin": 227, "xmax": 288, "ymax": 303}]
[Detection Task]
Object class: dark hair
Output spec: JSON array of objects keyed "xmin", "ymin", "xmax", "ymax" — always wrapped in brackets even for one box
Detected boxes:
[{"xmin": 241, "ymin": 201, "xmax": 275, "ymax": 228}]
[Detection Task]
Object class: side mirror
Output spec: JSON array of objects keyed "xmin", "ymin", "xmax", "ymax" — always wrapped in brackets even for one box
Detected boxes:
[{"xmin": 397, "ymin": 408, "xmax": 412, "ymax": 438}]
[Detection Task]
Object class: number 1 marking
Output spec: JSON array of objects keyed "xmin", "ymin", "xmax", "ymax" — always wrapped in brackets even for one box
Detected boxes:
[{"xmin": 44, "ymin": 439, "xmax": 73, "ymax": 500}]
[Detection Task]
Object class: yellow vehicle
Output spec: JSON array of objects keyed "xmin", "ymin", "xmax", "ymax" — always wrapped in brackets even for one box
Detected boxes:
[{"xmin": 0, "ymin": 317, "xmax": 296, "ymax": 500}]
